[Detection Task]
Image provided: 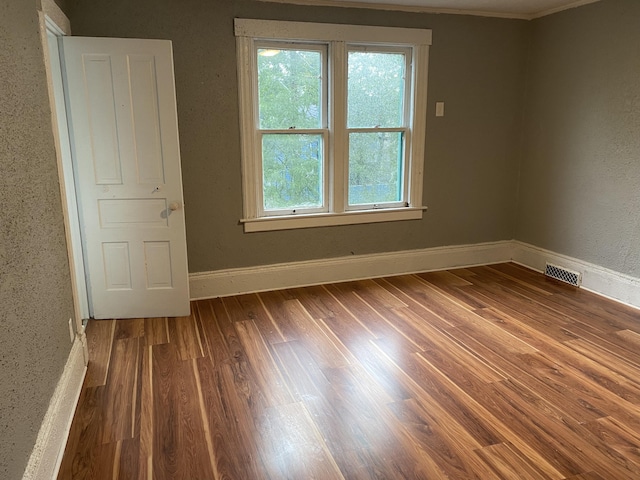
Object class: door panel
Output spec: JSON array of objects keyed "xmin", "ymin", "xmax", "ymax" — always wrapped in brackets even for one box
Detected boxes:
[
  {"xmin": 103, "ymin": 243, "xmax": 132, "ymax": 290},
  {"xmin": 144, "ymin": 241, "xmax": 173, "ymax": 288},
  {"xmin": 98, "ymin": 199, "xmax": 169, "ymax": 228},
  {"xmin": 129, "ymin": 55, "xmax": 166, "ymax": 184},
  {"xmin": 62, "ymin": 37, "xmax": 189, "ymax": 318}
]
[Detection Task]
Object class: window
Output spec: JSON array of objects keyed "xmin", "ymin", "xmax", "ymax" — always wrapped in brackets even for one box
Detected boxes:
[{"xmin": 235, "ymin": 19, "xmax": 431, "ymax": 232}]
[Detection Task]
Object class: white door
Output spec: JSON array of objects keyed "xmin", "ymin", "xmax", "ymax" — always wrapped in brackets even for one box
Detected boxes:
[{"xmin": 61, "ymin": 37, "xmax": 190, "ymax": 319}]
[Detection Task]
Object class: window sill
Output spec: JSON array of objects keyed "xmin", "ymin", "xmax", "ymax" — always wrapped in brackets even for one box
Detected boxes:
[{"xmin": 240, "ymin": 207, "xmax": 427, "ymax": 232}]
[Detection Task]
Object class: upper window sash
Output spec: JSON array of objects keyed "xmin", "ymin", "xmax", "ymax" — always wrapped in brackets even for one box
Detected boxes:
[
  {"xmin": 254, "ymin": 41, "xmax": 328, "ymax": 131},
  {"xmin": 346, "ymin": 44, "xmax": 412, "ymax": 130}
]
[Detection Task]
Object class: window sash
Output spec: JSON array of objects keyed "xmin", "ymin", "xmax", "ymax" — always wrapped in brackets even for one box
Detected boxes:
[
  {"xmin": 257, "ymin": 130, "xmax": 329, "ymax": 216},
  {"xmin": 346, "ymin": 45, "xmax": 412, "ymax": 130},
  {"xmin": 345, "ymin": 128, "xmax": 408, "ymax": 210},
  {"xmin": 254, "ymin": 41, "xmax": 328, "ymax": 131}
]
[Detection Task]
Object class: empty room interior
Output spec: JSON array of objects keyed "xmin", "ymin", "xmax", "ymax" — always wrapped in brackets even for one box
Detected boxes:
[{"xmin": 3, "ymin": 0, "xmax": 640, "ymax": 478}]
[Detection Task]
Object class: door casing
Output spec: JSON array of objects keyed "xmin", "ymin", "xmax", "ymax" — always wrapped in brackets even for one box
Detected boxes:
[{"xmin": 38, "ymin": 0, "xmax": 89, "ymax": 332}]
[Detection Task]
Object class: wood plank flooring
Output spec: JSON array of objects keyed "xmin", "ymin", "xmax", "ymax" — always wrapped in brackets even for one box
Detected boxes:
[{"xmin": 57, "ymin": 263, "xmax": 640, "ymax": 479}]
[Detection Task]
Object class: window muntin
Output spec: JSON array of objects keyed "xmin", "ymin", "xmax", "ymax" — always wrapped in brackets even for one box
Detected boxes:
[{"xmin": 235, "ymin": 19, "xmax": 431, "ymax": 232}]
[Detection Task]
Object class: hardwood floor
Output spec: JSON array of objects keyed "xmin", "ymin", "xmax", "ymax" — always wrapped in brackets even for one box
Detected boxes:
[{"xmin": 58, "ymin": 263, "xmax": 640, "ymax": 479}]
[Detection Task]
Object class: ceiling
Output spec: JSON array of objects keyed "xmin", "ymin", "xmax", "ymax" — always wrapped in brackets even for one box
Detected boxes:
[{"xmin": 263, "ymin": 0, "xmax": 601, "ymax": 19}]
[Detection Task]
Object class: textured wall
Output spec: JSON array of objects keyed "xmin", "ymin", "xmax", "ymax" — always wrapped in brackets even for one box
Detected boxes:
[
  {"xmin": 517, "ymin": 0, "xmax": 640, "ymax": 277},
  {"xmin": 67, "ymin": 0, "xmax": 528, "ymax": 272},
  {"xmin": 0, "ymin": 1, "xmax": 75, "ymax": 478}
]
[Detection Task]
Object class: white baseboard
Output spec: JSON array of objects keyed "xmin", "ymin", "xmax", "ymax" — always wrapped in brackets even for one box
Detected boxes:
[
  {"xmin": 512, "ymin": 241, "xmax": 640, "ymax": 310},
  {"xmin": 189, "ymin": 240, "xmax": 513, "ymax": 299},
  {"xmin": 190, "ymin": 239, "xmax": 640, "ymax": 310},
  {"xmin": 22, "ymin": 333, "xmax": 87, "ymax": 480}
]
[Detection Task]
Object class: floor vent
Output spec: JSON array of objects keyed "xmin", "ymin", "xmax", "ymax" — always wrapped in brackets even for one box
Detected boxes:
[{"xmin": 544, "ymin": 263, "xmax": 581, "ymax": 286}]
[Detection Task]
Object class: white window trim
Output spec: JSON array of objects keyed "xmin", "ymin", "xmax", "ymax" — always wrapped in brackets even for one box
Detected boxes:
[{"xmin": 235, "ymin": 18, "xmax": 432, "ymax": 232}]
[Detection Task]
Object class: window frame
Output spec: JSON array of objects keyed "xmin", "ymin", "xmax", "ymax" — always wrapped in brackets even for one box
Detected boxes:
[
  {"xmin": 235, "ymin": 19, "xmax": 432, "ymax": 232},
  {"xmin": 345, "ymin": 45, "xmax": 412, "ymax": 211},
  {"xmin": 255, "ymin": 41, "xmax": 329, "ymax": 217}
]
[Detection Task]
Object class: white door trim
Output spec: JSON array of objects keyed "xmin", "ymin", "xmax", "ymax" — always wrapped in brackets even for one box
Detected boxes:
[{"xmin": 38, "ymin": 0, "xmax": 90, "ymax": 329}]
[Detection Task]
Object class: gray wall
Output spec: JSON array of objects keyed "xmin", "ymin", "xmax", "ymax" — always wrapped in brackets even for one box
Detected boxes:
[
  {"xmin": 67, "ymin": 0, "xmax": 528, "ymax": 272},
  {"xmin": 0, "ymin": 0, "xmax": 73, "ymax": 479},
  {"xmin": 0, "ymin": 1, "xmax": 75, "ymax": 478},
  {"xmin": 517, "ymin": 0, "xmax": 640, "ymax": 277}
]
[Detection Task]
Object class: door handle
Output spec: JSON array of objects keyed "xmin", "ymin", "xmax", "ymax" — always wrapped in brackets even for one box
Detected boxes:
[{"xmin": 169, "ymin": 202, "xmax": 181, "ymax": 211}]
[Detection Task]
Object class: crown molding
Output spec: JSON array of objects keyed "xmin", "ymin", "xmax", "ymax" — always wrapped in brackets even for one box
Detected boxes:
[
  {"xmin": 257, "ymin": 0, "xmax": 532, "ymax": 20},
  {"xmin": 530, "ymin": 0, "xmax": 601, "ymax": 19},
  {"xmin": 257, "ymin": 0, "xmax": 603, "ymax": 21}
]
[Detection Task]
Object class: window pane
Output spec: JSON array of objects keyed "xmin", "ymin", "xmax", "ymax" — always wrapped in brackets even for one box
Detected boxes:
[
  {"xmin": 258, "ymin": 48, "xmax": 322, "ymax": 129},
  {"xmin": 262, "ymin": 134, "xmax": 323, "ymax": 211},
  {"xmin": 348, "ymin": 132, "xmax": 403, "ymax": 205},
  {"xmin": 348, "ymin": 51, "xmax": 405, "ymax": 128}
]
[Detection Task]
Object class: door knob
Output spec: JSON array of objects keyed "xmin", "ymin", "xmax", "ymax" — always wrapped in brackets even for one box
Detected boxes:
[{"xmin": 169, "ymin": 202, "xmax": 180, "ymax": 211}]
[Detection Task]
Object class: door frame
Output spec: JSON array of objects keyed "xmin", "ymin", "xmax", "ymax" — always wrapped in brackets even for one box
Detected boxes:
[{"xmin": 38, "ymin": 0, "xmax": 90, "ymax": 332}]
